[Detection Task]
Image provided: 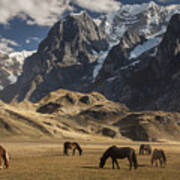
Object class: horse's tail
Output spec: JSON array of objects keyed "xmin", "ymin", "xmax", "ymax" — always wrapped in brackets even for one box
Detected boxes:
[
  {"xmin": 132, "ymin": 150, "xmax": 138, "ymax": 169},
  {"xmin": 74, "ymin": 143, "xmax": 82, "ymax": 155},
  {"xmin": 161, "ymin": 150, "xmax": 167, "ymax": 165},
  {"xmin": 149, "ymin": 146, "xmax": 152, "ymax": 154},
  {"xmin": 139, "ymin": 145, "xmax": 142, "ymax": 155},
  {"xmin": 151, "ymin": 156, "xmax": 154, "ymax": 166}
]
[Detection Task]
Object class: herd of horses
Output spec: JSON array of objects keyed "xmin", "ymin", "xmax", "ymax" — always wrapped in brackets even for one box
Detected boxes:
[
  {"xmin": 99, "ymin": 144, "xmax": 166, "ymax": 170},
  {"xmin": 0, "ymin": 142, "xmax": 166, "ymax": 170}
]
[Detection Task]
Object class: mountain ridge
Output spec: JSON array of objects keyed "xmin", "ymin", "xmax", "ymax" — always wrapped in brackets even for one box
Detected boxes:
[{"xmin": 0, "ymin": 2, "xmax": 180, "ymax": 112}]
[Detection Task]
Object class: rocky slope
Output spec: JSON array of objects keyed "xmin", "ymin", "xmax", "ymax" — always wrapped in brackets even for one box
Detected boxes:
[
  {"xmin": 92, "ymin": 13, "xmax": 180, "ymax": 111},
  {"xmin": 0, "ymin": 12, "xmax": 108, "ymax": 103}
]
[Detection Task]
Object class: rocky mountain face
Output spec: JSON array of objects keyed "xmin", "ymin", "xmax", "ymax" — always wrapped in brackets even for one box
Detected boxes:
[
  {"xmin": 94, "ymin": 13, "xmax": 180, "ymax": 111},
  {"xmin": 0, "ymin": 12, "xmax": 108, "ymax": 103},
  {"xmin": 0, "ymin": 51, "xmax": 35, "ymax": 90},
  {"xmin": 0, "ymin": 2, "xmax": 180, "ymax": 113}
]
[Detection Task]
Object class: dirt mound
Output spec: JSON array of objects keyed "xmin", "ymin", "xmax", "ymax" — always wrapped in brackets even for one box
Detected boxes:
[{"xmin": 114, "ymin": 111, "xmax": 180, "ymax": 141}]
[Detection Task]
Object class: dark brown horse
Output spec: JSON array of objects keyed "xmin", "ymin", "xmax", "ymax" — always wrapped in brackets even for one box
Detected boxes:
[
  {"xmin": 99, "ymin": 146, "xmax": 138, "ymax": 170},
  {"xmin": 139, "ymin": 144, "xmax": 152, "ymax": 155},
  {"xmin": 0, "ymin": 145, "xmax": 10, "ymax": 169},
  {"xmin": 64, "ymin": 141, "xmax": 82, "ymax": 156},
  {"xmin": 151, "ymin": 149, "xmax": 167, "ymax": 167}
]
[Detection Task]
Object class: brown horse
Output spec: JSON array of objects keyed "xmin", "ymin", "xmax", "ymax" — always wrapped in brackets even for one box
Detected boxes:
[
  {"xmin": 139, "ymin": 144, "xmax": 152, "ymax": 155},
  {"xmin": 99, "ymin": 146, "xmax": 138, "ymax": 170},
  {"xmin": 0, "ymin": 145, "xmax": 10, "ymax": 169},
  {"xmin": 151, "ymin": 149, "xmax": 167, "ymax": 167},
  {"xmin": 64, "ymin": 141, "xmax": 82, "ymax": 156}
]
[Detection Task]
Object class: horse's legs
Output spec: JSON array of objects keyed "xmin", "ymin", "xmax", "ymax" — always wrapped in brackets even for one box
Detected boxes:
[
  {"xmin": 139, "ymin": 148, "xmax": 142, "ymax": 155},
  {"xmin": 64, "ymin": 147, "xmax": 68, "ymax": 156},
  {"xmin": 128, "ymin": 158, "xmax": 132, "ymax": 170},
  {"xmin": 114, "ymin": 159, "xmax": 120, "ymax": 169},
  {"xmin": 72, "ymin": 149, "xmax": 75, "ymax": 156},
  {"xmin": 112, "ymin": 158, "xmax": 115, "ymax": 169},
  {"xmin": 151, "ymin": 158, "xmax": 154, "ymax": 167},
  {"xmin": 155, "ymin": 160, "xmax": 158, "ymax": 167},
  {"xmin": 0, "ymin": 157, "xmax": 2, "ymax": 169}
]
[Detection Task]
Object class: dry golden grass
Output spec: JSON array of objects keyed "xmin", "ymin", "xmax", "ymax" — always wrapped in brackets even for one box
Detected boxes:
[{"xmin": 0, "ymin": 140, "xmax": 180, "ymax": 180}]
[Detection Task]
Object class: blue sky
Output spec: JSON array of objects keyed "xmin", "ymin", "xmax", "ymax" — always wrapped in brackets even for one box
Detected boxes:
[{"xmin": 0, "ymin": 0, "xmax": 179, "ymax": 53}]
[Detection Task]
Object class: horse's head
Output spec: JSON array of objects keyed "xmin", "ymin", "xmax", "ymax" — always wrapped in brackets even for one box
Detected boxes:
[
  {"xmin": 99, "ymin": 157, "xmax": 105, "ymax": 168},
  {"xmin": 79, "ymin": 149, "xmax": 83, "ymax": 156}
]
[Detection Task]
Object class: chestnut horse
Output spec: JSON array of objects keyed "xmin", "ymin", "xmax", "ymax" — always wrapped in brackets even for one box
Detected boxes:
[
  {"xmin": 151, "ymin": 149, "xmax": 167, "ymax": 167},
  {"xmin": 63, "ymin": 141, "xmax": 82, "ymax": 156},
  {"xmin": 99, "ymin": 146, "xmax": 138, "ymax": 170},
  {"xmin": 0, "ymin": 145, "xmax": 10, "ymax": 169}
]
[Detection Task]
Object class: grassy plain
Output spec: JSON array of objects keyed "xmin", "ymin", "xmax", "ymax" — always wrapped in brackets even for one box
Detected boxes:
[{"xmin": 0, "ymin": 139, "xmax": 180, "ymax": 180}]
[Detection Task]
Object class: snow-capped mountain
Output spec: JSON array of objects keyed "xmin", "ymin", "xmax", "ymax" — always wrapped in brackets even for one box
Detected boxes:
[
  {"xmin": 92, "ymin": 2, "xmax": 180, "ymax": 79},
  {"xmin": 0, "ymin": 50, "xmax": 35, "ymax": 90},
  {"xmin": 1, "ymin": 2, "xmax": 180, "ymax": 112},
  {"xmin": 101, "ymin": 1, "xmax": 180, "ymax": 43}
]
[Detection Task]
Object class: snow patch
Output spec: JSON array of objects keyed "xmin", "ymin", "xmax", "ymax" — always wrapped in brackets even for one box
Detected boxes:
[
  {"xmin": 106, "ymin": 76, "xmax": 117, "ymax": 82},
  {"xmin": 9, "ymin": 50, "xmax": 36, "ymax": 65},
  {"xmin": 7, "ymin": 72, "xmax": 17, "ymax": 84},
  {"xmin": 92, "ymin": 50, "xmax": 109, "ymax": 81},
  {"xmin": 129, "ymin": 37, "xmax": 162, "ymax": 60},
  {"xmin": 120, "ymin": 60, "xmax": 140, "ymax": 70}
]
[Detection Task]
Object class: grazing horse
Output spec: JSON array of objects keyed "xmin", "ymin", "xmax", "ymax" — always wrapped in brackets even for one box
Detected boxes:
[
  {"xmin": 0, "ymin": 145, "xmax": 10, "ymax": 169},
  {"xmin": 139, "ymin": 144, "xmax": 152, "ymax": 155},
  {"xmin": 151, "ymin": 149, "xmax": 167, "ymax": 167},
  {"xmin": 99, "ymin": 146, "xmax": 138, "ymax": 170},
  {"xmin": 64, "ymin": 141, "xmax": 82, "ymax": 156}
]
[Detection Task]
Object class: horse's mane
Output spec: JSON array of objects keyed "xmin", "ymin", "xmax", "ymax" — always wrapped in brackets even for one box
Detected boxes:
[{"xmin": 102, "ymin": 145, "xmax": 116, "ymax": 159}]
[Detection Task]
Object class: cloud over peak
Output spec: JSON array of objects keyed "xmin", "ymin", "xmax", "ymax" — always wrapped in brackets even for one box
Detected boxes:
[{"xmin": 0, "ymin": 0, "xmax": 120, "ymax": 26}]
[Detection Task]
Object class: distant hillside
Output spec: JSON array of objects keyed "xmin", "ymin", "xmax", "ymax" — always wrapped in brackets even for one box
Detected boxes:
[{"xmin": 0, "ymin": 89, "xmax": 180, "ymax": 141}]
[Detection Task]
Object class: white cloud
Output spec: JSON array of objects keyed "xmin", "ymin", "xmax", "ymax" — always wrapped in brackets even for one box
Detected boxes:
[
  {"xmin": 0, "ymin": 37, "xmax": 20, "ymax": 53},
  {"xmin": 25, "ymin": 37, "xmax": 40, "ymax": 44},
  {"xmin": 157, "ymin": 0, "xmax": 169, "ymax": 2},
  {"xmin": 0, "ymin": 0, "xmax": 120, "ymax": 26},
  {"xmin": 73, "ymin": 0, "xmax": 120, "ymax": 13},
  {"xmin": 0, "ymin": 0, "xmax": 73, "ymax": 26}
]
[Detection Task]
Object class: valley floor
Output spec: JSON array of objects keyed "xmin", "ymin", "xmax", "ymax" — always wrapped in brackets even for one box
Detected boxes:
[{"xmin": 0, "ymin": 138, "xmax": 180, "ymax": 180}]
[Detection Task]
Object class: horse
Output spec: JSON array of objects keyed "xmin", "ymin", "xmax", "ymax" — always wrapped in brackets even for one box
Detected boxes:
[
  {"xmin": 139, "ymin": 144, "xmax": 152, "ymax": 155},
  {"xmin": 99, "ymin": 146, "xmax": 138, "ymax": 170},
  {"xmin": 0, "ymin": 145, "xmax": 10, "ymax": 169},
  {"xmin": 63, "ymin": 141, "xmax": 82, "ymax": 156},
  {"xmin": 151, "ymin": 149, "xmax": 167, "ymax": 167}
]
